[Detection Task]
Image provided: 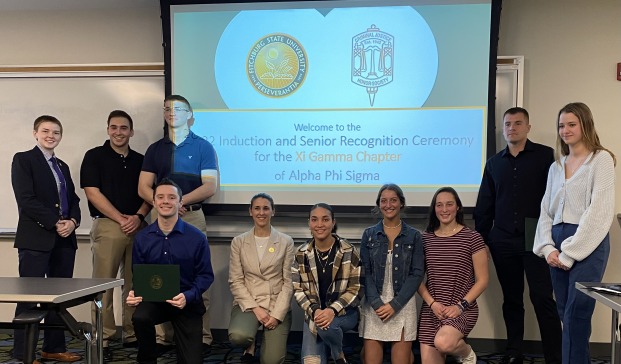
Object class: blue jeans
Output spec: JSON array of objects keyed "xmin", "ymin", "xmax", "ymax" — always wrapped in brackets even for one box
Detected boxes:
[
  {"xmin": 301, "ymin": 308, "xmax": 358, "ymax": 363},
  {"xmin": 551, "ymin": 223, "xmax": 609, "ymax": 364}
]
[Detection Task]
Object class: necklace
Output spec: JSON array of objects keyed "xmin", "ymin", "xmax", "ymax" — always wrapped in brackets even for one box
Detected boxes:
[
  {"xmin": 317, "ymin": 249, "xmax": 330, "ymax": 261},
  {"xmin": 436, "ymin": 224, "xmax": 459, "ymax": 237},
  {"xmin": 383, "ymin": 220, "xmax": 402, "ymax": 230},
  {"xmin": 254, "ymin": 228, "xmax": 270, "ymax": 248},
  {"xmin": 565, "ymin": 154, "xmax": 588, "ymax": 175},
  {"xmin": 315, "ymin": 242, "xmax": 335, "ymax": 273}
]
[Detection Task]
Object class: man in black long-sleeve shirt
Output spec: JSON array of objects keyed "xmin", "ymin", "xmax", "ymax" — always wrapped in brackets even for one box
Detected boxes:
[{"xmin": 474, "ymin": 107, "xmax": 561, "ymax": 364}]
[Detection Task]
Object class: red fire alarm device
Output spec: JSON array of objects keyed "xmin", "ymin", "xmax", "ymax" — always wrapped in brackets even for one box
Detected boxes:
[{"xmin": 618, "ymin": 63, "xmax": 621, "ymax": 81}]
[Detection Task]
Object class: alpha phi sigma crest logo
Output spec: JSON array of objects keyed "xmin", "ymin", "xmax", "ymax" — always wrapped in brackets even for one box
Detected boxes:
[
  {"xmin": 352, "ymin": 25, "xmax": 394, "ymax": 106},
  {"xmin": 247, "ymin": 33, "xmax": 308, "ymax": 98},
  {"xmin": 150, "ymin": 275, "xmax": 163, "ymax": 290}
]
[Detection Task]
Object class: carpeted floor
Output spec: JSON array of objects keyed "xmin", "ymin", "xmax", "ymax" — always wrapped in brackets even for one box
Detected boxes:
[{"xmin": 0, "ymin": 332, "xmax": 611, "ymax": 363}]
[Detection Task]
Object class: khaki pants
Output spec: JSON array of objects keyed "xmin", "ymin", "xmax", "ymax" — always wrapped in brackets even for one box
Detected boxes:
[
  {"xmin": 228, "ymin": 305, "xmax": 292, "ymax": 364},
  {"xmin": 91, "ymin": 217, "xmax": 138, "ymax": 345},
  {"xmin": 155, "ymin": 209, "xmax": 213, "ymax": 345}
]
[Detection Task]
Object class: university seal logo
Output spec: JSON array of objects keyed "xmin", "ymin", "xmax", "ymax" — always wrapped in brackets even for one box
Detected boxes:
[
  {"xmin": 351, "ymin": 25, "xmax": 394, "ymax": 106},
  {"xmin": 150, "ymin": 275, "xmax": 163, "ymax": 290},
  {"xmin": 247, "ymin": 33, "xmax": 308, "ymax": 98}
]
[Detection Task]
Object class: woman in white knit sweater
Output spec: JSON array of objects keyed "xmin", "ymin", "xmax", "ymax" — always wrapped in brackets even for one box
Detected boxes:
[{"xmin": 533, "ymin": 102, "xmax": 616, "ymax": 364}]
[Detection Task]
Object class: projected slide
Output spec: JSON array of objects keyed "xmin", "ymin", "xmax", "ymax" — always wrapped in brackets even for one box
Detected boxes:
[{"xmin": 170, "ymin": 1, "xmax": 491, "ymax": 204}]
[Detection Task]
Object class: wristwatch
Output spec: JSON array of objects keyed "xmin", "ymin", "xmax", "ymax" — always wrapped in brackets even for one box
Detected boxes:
[{"xmin": 460, "ymin": 299, "xmax": 471, "ymax": 310}]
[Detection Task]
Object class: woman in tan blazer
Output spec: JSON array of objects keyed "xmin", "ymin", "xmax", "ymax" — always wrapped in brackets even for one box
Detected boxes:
[{"xmin": 228, "ymin": 193, "xmax": 295, "ymax": 363}]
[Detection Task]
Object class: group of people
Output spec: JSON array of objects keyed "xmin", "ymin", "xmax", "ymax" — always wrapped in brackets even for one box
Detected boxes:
[
  {"xmin": 10, "ymin": 96, "xmax": 615, "ymax": 364},
  {"xmin": 230, "ymin": 103, "xmax": 615, "ymax": 364},
  {"xmin": 227, "ymin": 184, "xmax": 486, "ymax": 364},
  {"xmin": 475, "ymin": 104, "xmax": 615, "ymax": 364},
  {"xmin": 11, "ymin": 95, "xmax": 217, "ymax": 364}
]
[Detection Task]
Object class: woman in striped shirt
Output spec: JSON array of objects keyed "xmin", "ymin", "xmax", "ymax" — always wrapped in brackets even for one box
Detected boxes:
[{"xmin": 417, "ymin": 187, "xmax": 488, "ymax": 364}]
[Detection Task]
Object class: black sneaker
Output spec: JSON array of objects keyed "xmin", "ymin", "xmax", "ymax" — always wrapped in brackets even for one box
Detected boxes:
[
  {"xmin": 122, "ymin": 340, "xmax": 139, "ymax": 348},
  {"xmin": 156, "ymin": 343, "xmax": 174, "ymax": 356},
  {"xmin": 240, "ymin": 353, "xmax": 255, "ymax": 363},
  {"xmin": 336, "ymin": 359, "xmax": 348, "ymax": 364},
  {"xmin": 500, "ymin": 354, "xmax": 523, "ymax": 364},
  {"xmin": 202, "ymin": 343, "xmax": 212, "ymax": 356},
  {"xmin": 103, "ymin": 347, "xmax": 114, "ymax": 361}
]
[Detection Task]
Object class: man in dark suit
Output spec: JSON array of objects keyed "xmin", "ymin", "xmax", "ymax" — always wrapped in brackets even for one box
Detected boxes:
[{"xmin": 11, "ymin": 115, "xmax": 82, "ymax": 363}]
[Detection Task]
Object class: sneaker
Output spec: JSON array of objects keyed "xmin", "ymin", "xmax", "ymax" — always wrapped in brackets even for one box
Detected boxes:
[
  {"xmin": 336, "ymin": 358, "xmax": 348, "ymax": 364},
  {"xmin": 240, "ymin": 353, "xmax": 255, "ymax": 363},
  {"xmin": 122, "ymin": 340, "xmax": 139, "ymax": 348},
  {"xmin": 499, "ymin": 354, "xmax": 523, "ymax": 364},
  {"xmin": 156, "ymin": 343, "xmax": 174, "ymax": 356},
  {"xmin": 102, "ymin": 347, "xmax": 114, "ymax": 361},
  {"xmin": 460, "ymin": 347, "xmax": 476, "ymax": 364}
]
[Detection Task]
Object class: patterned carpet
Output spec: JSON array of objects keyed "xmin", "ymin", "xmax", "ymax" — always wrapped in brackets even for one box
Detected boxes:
[{"xmin": 0, "ymin": 332, "xmax": 611, "ymax": 363}]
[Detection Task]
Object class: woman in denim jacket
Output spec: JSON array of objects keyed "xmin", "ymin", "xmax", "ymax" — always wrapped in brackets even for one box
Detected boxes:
[{"xmin": 359, "ymin": 184, "xmax": 425, "ymax": 364}]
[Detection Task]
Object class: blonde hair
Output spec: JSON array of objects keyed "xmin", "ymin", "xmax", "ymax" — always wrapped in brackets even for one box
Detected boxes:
[{"xmin": 555, "ymin": 102, "xmax": 616, "ymax": 166}]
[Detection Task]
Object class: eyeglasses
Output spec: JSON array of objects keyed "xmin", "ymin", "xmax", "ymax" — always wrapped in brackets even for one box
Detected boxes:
[{"xmin": 163, "ymin": 107, "xmax": 189, "ymax": 113}]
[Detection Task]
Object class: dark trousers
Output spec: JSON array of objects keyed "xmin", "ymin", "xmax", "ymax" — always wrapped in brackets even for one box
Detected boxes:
[
  {"xmin": 551, "ymin": 223, "xmax": 609, "ymax": 364},
  {"xmin": 132, "ymin": 301, "xmax": 203, "ymax": 364},
  {"xmin": 490, "ymin": 238, "xmax": 562, "ymax": 363},
  {"xmin": 14, "ymin": 245, "xmax": 76, "ymax": 360}
]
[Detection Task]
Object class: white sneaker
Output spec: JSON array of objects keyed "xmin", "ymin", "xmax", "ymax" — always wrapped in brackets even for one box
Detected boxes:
[{"xmin": 460, "ymin": 347, "xmax": 477, "ymax": 364}]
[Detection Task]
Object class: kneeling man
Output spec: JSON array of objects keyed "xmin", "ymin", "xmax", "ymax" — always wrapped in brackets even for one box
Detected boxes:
[{"xmin": 127, "ymin": 179, "xmax": 214, "ymax": 364}]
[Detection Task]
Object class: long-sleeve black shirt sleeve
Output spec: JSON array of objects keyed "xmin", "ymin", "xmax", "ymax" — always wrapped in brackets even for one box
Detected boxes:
[{"xmin": 474, "ymin": 140, "xmax": 554, "ymax": 244}]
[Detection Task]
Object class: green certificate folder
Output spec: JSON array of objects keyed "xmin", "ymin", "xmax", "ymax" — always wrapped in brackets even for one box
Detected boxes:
[
  {"xmin": 524, "ymin": 217, "xmax": 538, "ymax": 252},
  {"xmin": 133, "ymin": 264, "xmax": 180, "ymax": 302}
]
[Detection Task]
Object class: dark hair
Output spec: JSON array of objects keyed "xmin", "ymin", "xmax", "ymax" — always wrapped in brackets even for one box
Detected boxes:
[
  {"xmin": 372, "ymin": 183, "xmax": 406, "ymax": 215},
  {"xmin": 33, "ymin": 115, "xmax": 63, "ymax": 134},
  {"xmin": 153, "ymin": 178, "xmax": 183, "ymax": 201},
  {"xmin": 107, "ymin": 110, "xmax": 134, "ymax": 130},
  {"xmin": 425, "ymin": 187, "xmax": 465, "ymax": 233},
  {"xmin": 164, "ymin": 94, "xmax": 193, "ymax": 113},
  {"xmin": 309, "ymin": 202, "xmax": 338, "ymax": 233},
  {"xmin": 250, "ymin": 193, "xmax": 274, "ymax": 209},
  {"xmin": 503, "ymin": 107, "xmax": 529, "ymax": 122}
]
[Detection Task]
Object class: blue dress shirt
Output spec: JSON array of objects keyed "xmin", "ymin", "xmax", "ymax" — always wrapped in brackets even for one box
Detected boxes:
[{"xmin": 133, "ymin": 218, "xmax": 214, "ymax": 312}]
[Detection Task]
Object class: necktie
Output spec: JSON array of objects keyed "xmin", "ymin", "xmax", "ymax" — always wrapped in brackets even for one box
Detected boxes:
[{"xmin": 50, "ymin": 157, "xmax": 69, "ymax": 218}]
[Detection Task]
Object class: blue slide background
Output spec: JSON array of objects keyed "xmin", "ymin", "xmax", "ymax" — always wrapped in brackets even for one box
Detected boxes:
[
  {"xmin": 192, "ymin": 108, "xmax": 484, "ymax": 186},
  {"xmin": 171, "ymin": 2, "xmax": 490, "ymax": 191}
]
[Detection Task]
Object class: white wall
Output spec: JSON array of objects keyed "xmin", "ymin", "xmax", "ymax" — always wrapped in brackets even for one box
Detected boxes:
[
  {"xmin": 0, "ymin": 3, "xmax": 162, "ymax": 65},
  {"xmin": 0, "ymin": 0, "xmax": 164, "ymax": 327},
  {"xmin": 0, "ymin": 0, "xmax": 619, "ymax": 344}
]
